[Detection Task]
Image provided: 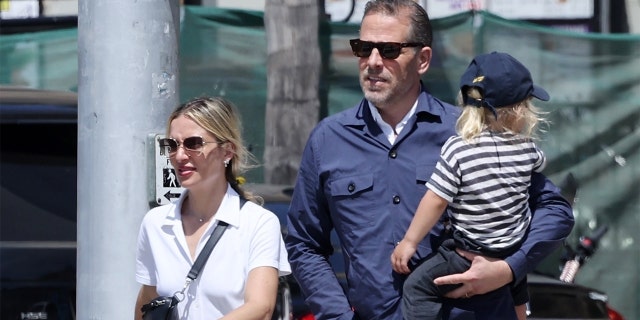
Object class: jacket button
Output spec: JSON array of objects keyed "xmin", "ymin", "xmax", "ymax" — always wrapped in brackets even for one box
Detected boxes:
[
  {"xmin": 389, "ymin": 149, "xmax": 397, "ymax": 158},
  {"xmin": 348, "ymin": 183, "xmax": 355, "ymax": 193},
  {"xmin": 393, "ymin": 195, "xmax": 400, "ymax": 204}
]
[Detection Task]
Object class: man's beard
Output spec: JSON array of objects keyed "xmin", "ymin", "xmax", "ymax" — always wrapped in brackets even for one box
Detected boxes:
[{"xmin": 361, "ymin": 77, "xmax": 394, "ymax": 108}]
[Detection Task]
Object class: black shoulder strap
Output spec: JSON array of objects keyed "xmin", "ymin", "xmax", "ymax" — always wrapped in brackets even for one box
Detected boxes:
[{"xmin": 187, "ymin": 197, "xmax": 247, "ymax": 281}]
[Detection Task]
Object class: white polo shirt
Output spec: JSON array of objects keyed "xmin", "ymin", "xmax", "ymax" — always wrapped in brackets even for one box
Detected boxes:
[{"xmin": 135, "ymin": 185, "xmax": 291, "ymax": 319}]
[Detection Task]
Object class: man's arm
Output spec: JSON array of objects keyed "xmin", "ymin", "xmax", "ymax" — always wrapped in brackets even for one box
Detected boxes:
[
  {"xmin": 285, "ymin": 133, "xmax": 354, "ymax": 320},
  {"xmin": 506, "ymin": 171, "xmax": 575, "ymax": 282},
  {"xmin": 434, "ymin": 172, "xmax": 574, "ymax": 297}
]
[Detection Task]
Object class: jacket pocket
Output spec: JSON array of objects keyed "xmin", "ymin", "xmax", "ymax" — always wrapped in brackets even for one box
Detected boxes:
[
  {"xmin": 330, "ymin": 174, "xmax": 374, "ymax": 197},
  {"xmin": 328, "ymin": 174, "xmax": 376, "ymax": 230}
]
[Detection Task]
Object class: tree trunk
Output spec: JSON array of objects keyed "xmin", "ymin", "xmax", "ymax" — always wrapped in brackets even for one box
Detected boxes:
[{"xmin": 264, "ymin": 0, "xmax": 321, "ymax": 185}]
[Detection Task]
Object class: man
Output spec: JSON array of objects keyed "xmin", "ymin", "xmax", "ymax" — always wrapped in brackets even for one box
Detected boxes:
[{"xmin": 285, "ymin": 0, "xmax": 574, "ymax": 319}]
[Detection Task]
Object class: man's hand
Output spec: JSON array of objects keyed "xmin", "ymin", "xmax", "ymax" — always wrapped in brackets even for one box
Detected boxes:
[{"xmin": 433, "ymin": 252, "xmax": 513, "ymax": 298}]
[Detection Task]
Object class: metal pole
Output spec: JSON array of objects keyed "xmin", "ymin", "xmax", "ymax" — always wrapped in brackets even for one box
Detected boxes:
[
  {"xmin": 600, "ymin": 0, "xmax": 610, "ymax": 33},
  {"xmin": 77, "ymin": 0, "xmax": 180, "ymax": 318}
]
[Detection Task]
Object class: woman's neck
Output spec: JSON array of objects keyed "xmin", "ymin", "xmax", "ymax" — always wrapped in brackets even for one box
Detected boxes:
[{"xmin": 183, "ymin": 183, "xmax": 228, "ymax": 222}]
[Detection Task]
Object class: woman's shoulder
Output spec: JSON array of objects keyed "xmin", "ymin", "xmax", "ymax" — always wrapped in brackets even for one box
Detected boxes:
[
  {"xmin": 241, "ymin": 200, "xmax": 278, "ymax": 219},
  {"xmin": 237, "ymin": 200, "xmax": 282, "ymax": 229}
]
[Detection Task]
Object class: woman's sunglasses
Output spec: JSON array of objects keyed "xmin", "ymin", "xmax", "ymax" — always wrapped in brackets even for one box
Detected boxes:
[
  {"xmin": 349, "ymin": 39, "xmax": 424, "ymax": 60},
  {"xmin": 158, "ymin": 136, "xmax": 217, "ymax": 156}
]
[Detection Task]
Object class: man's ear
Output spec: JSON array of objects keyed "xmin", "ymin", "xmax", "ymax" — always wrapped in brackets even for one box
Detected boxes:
[{"xmin": 417, "ymin": 46, "xmax": 432, "ymax": 75}]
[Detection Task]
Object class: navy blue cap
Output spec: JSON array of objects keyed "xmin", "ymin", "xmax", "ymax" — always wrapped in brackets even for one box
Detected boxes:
[{"xmin": 460, "ymin": 52, "xmax": 549, "ymax": 116}]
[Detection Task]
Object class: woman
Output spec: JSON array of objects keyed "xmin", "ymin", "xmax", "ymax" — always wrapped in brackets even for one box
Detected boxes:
[{"xmin": 134, "ymin": 97, "xmax": 290, "ymax": 319}]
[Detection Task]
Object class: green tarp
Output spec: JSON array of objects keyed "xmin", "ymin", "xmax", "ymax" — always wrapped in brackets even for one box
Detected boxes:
[{"xmin": 1, "ymin": 6, "xmax": 638, "ymax": 318}]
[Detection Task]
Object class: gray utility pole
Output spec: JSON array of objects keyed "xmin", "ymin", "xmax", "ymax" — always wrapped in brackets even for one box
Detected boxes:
[{"xmin": 77, "ymin": 0, "xmax": 180, "ymax": 318}]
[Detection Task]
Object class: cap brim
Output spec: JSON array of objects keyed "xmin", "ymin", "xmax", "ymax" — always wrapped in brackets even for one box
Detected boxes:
[{"xmin": 532, "ymin": 84, "xmax": 550, "ymax": 101}]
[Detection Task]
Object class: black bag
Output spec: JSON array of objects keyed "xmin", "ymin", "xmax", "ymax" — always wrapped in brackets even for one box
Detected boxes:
[{"xmin": 141, "ymin": 296, "xmax": 179, "ymax": 320}]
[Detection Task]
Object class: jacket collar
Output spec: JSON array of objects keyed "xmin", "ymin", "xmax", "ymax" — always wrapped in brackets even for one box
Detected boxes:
[{"xmin": 344, "ymin": 82, "xmax": 448, "ymax": 128}]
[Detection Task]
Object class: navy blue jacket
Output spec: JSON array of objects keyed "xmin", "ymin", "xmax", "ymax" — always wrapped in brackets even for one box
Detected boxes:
[{"xmin": 285, "ymin": 87, "xmax": 574, "ymax": 320}]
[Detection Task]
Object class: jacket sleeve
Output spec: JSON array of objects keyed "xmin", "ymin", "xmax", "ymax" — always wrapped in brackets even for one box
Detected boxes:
[
  {"xmin": 505, "ymin": 172, "xmax": 575, "ymax": 283},
  {"xmin": 285, "ymin": 128, "xmax": 354, "ymax": 320}
]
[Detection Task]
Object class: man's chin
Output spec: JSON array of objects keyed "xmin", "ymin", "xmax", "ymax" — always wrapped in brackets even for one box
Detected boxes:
[{"xmin": 364, "ymin": 91, "xmax": 387, "ymax": 107}]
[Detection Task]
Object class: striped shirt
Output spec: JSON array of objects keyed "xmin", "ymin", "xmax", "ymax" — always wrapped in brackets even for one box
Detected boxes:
[{"xmin": 427, "ymin": 131, "xmax": 546, "ymax": 251}]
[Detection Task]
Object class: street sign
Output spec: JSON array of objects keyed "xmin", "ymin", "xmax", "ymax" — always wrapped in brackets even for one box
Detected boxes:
[{"xmin": 153, "ymin": 134, "xmax": 184, "ymax": 206}]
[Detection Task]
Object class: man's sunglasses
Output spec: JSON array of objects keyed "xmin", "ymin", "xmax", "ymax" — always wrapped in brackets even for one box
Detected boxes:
[
  {"xmin": 349, "ymin": 39, "xmax": 424, "ymax": 59},
  {"xmin": 158, "ymin": 136, "xmax": 217, "ymax": 156}
]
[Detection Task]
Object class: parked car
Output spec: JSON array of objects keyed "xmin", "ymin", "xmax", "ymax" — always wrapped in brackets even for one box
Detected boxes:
[
  {"xmin": 1, "ymin": 86, "xmax": 77, "ymax": 320},
  {"xmin": 0, "ymin": 86, "xmax": 624, "ymax": 320},
  {"xmin": 526, "ymin": 273, "xmax": 622, "ymax": 320}
]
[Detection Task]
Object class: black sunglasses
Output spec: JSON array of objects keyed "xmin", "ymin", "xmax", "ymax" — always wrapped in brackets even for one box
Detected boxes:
[
  {"xmin": 158, "ymin": 136, "xmax": 217, "ymax": 156},
  {"xmin": 349, "ymin": 39, "xmax": 424, "ymax": 59}
]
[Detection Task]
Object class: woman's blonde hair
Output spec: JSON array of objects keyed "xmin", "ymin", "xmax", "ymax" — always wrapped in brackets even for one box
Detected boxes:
[
  {"xmin": 456, "ymin": 88, "xmax": 547, "ymax": 143},
  {"xmin": 166, "ymin": 97, "xmax": 260, "ymax": 202}
]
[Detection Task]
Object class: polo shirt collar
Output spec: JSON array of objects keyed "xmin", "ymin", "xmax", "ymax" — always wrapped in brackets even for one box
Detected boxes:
[
  {"xmin": 212, "ymin": 185, "xmax": 242, "ymax": 228},
  {"xmin": 165, "ymin": 184, "xmax": 243, "ymax": 229}
]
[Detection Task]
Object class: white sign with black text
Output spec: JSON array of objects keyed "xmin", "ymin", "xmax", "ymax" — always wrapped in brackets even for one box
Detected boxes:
[{"xmin": 154, "ymin": 134, "xmax": 184, "ymax": 206}]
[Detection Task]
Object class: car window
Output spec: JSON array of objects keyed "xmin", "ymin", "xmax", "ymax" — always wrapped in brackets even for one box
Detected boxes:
[{"xmin": 1, "ymin": 122, "xmax": 77, "ymax": 241}]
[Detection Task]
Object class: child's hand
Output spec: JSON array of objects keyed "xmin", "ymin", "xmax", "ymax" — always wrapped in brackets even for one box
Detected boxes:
[{"xmin": 391, "ymin": 240, "xmax": 417, "ymax": 274}]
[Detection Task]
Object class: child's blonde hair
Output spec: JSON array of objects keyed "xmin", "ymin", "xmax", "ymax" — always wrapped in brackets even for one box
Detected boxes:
[{"xmin": 456, "ymin": 87, "xmax": 547, "ymax": 143}]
